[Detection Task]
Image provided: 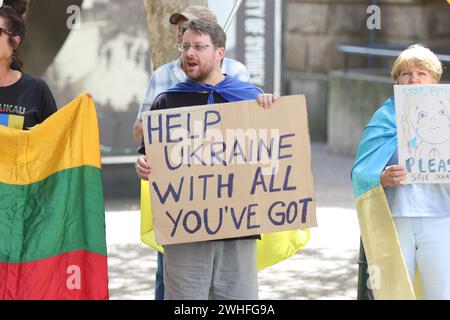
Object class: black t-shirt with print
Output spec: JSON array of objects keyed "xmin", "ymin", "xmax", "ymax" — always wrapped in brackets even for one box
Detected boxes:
[
  {"xmin": 0, "ymin": 73, "xmax": 57, "ymax": 130},
  {"xmin": 139, "ymin": 91, "xmax": 260, "ymax": 241}
]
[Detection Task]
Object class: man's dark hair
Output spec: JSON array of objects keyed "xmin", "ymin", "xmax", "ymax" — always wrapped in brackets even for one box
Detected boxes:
[{"xmin": 182, "ymin": 19, "xmax": 227, "ymax": 50}]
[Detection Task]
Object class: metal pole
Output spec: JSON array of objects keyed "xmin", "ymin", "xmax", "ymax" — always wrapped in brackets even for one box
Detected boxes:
[
  {"xmin": 273, "ymin": 0, "xmax": 283, "ymax": 95},
  {"xmin": 357, "ymin": 239, "xmax": 374, "ymax": 300},
  {"xmin": 367, "ymin": 0, "xmax": 378, "ymax": 69},
  {"xmin": 223, "ymin": 0, "xmax": 244, "ymax": 33}
]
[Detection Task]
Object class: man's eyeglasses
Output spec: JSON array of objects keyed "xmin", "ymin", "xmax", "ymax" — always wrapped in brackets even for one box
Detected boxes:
[
  {"xmin": 177, "ymin": 43, "xmax": 211, "ymax": 52},
  {"xmin": 0, "ymin": 28, "xmax": 13, "ymax": 37}
]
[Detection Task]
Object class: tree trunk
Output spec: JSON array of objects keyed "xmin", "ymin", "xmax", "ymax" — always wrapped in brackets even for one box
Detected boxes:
[
  {"xmin": 143, "ymin": 0, "xmax": 207, "ymax": 70},
  {"xmin": 22, "ymin": 0, "xmax": 83, "ymax": 76}
]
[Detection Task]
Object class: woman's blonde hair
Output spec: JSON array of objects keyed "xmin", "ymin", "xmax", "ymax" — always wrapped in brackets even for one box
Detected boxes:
[{"xmin": 391, "ymin": 44, "xmax": 443, "ymax": 83}]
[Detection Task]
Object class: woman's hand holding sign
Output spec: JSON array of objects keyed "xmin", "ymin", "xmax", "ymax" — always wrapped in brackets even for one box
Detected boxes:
[{"xmin": 381, "ymin": 165, "xmax": 407, "ymax": 188}]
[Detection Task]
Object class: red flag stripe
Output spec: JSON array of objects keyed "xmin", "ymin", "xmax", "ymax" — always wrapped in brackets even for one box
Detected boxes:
[{"xmin": 0, "ymin": 250, "xmax": 108, "ymax": 300}]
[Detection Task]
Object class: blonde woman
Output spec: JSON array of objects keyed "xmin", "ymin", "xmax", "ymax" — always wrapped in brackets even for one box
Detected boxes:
[{"xmin": 352, "ymin": 44, "xmax": 450, "ymax": 299}]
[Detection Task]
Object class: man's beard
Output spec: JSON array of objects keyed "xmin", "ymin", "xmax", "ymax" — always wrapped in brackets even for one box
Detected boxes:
[{"xmin": 183, "ymin": 61, "xmax": 214, "ymax": 83}]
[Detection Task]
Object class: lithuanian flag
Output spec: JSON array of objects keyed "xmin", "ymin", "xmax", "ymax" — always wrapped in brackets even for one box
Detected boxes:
[
  {"xmin": 0, "ymin": 94, "xmax": 108, "ymax": 300},
  {"xmin": 351, "ymin": 98, "xmax": 420, "ymax": 299},
  {"xmin": 140, "ymin": 182, "xmax": 310, "ymax": 271}
]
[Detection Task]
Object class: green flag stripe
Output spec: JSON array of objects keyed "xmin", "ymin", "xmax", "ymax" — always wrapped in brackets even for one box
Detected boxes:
[{"xmin": 0, "ymin": 166, "xmax": 107, "ymax": 264}]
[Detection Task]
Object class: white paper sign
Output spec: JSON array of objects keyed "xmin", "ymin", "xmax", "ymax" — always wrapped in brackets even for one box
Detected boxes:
[{"xmin": 395, "ymin": 84, "xmax": 450, "ymax": 184}]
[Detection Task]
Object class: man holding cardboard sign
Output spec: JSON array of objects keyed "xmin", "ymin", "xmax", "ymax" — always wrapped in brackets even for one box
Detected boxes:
[{"xmin": 136, "ymin": 19, "xmax": 307, "ymax": 300}]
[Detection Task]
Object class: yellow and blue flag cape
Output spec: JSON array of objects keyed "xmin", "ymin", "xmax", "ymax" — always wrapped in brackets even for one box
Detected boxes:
[
  {"xmin": 140, "ymin": 77, "xmax": 310, "ymax": 270},
  {"xmin": 165, "ymin": 75, "xmax": 264, "ymax": 104},
  {"xmin": 351, "ymin": 98, "xmax": 422, "ymax": 299}
]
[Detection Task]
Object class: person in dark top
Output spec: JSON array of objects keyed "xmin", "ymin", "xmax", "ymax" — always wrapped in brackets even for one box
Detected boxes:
[
  {"xmin": 135, "ymin": 19, "xmax": 278, "ymax": 300},
  {"xmin": 0, "ymin": 0, "xmax": 57, "ymax": 130}
]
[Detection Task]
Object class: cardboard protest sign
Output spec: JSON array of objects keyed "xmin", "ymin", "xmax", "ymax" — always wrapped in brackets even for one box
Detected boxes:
[
  {"xmin": 142, "ymin": 95, "xmax": 317, "ymax": 245},
  {"xmin": 395, "ymin": 84, "xmax": 450, "ymax": 184}
]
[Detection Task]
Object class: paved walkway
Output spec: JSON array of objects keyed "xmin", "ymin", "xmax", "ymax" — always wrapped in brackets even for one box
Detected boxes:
[{"xmin": 105, "ymin": 143, "xmax": 360, "ymax": 300}]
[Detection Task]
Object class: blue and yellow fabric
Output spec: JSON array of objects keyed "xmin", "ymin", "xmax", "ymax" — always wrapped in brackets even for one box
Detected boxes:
[
  {"xmin": 0, "ymin": 113, "xmax": 24, "ymax": 129},
  {"xmin": 352, "ymin": 98, "xmax": 422, "ymax": 299}
]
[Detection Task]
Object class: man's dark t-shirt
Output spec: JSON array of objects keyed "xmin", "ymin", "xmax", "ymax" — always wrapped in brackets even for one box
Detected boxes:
[
  {"xmin": 0, "ymin": 74, "xmax": 57, "ymax": 130},
  {"xmin": 153, "ymin": 91, "xmax": 227, "ymax": 112},
  {"xmin": 140, "ymin": 90, "xmax": 260, "ymax": 241}
]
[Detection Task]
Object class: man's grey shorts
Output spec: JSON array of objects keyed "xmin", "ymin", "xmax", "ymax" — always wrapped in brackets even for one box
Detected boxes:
[{"xmin": 163, "ymin": 239, "xmax": 258, "ymax": 300}]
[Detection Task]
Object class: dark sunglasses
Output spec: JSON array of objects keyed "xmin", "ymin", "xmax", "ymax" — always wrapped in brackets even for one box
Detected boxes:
[{"xmin": 0, "ymin": 28, "xmax": 14, "ymax": 37}]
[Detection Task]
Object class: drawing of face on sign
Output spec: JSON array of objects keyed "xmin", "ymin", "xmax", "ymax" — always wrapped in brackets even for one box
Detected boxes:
[
  {"xmin": 410, "ymin": 96, "xmax": 450, "ymax": 144},
  {"xmin": 403, "ymin": 94, "xmax": 450, "ymax": 160}
]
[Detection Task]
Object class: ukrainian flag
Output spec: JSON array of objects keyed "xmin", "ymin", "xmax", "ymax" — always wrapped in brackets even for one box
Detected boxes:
[{"xmin": 351, "ymin": 98, "xmax": 420, "ymax": 299}]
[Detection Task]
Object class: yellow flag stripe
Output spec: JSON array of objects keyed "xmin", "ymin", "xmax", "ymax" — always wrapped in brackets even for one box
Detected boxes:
[
  {"xmin": 356, "ymin": 185, "xmax": 416, "ymax": 299},
  {"xmin": 0, "ymin": 94, "xmax": 101, "ymax": 185}
]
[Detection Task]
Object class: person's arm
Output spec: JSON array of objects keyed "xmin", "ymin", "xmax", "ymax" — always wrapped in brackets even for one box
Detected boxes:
[
  {"xmin": 133, "ymin": 119, "xmax": 144, "ymax": 143},
  {"xmin": 380, "ymin": 165, "xmax": 407, "ymax": 188},
  {"xmin": 136, "ymin": 128, "xmax": 151, "ymax": 181},
  {"xmin": 134, "ymin": 75, "xmax": 158, "ymax": 143},
  {"xmin": 135, "ymin": 95, "xmax": 166, "ymax": 180}
]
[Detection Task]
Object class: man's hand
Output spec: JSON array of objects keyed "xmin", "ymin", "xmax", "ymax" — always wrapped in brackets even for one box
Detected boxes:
[
  {"xmin": 133, "ymin": 119, "xmax": 143, "ymax": 143},
  {"xmin": 381, "ymin": 165, "xmax": 407, "ymax": 188},
  {"xmin": 136, "ymin": 155, "xmax": 152, "ymax": 181},
  {"xmin": 257, "ymin": 93, "xmax": 280, "ymax": 109}
]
